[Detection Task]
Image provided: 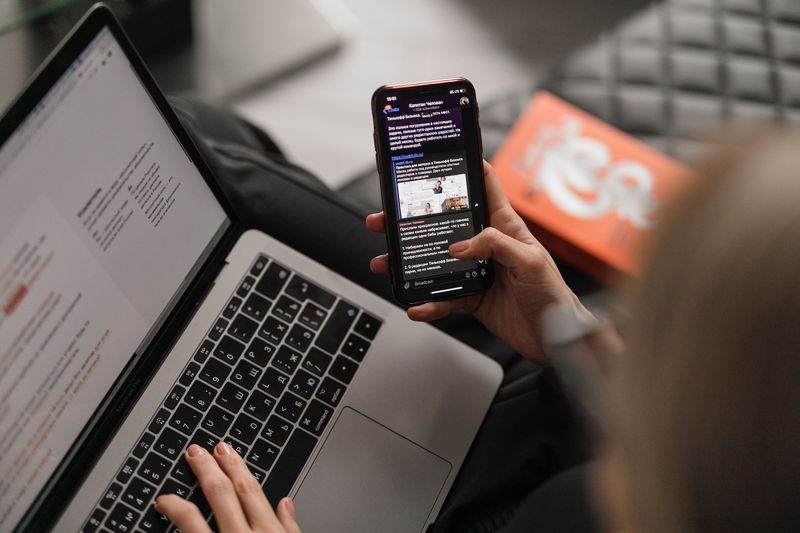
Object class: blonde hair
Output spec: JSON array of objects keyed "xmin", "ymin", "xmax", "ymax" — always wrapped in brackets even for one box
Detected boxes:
[{"xmin": 614, "ymin": 134, "xmax": 800, "ymax": 532}]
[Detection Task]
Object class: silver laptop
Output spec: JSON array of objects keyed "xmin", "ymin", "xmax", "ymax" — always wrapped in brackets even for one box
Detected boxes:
[{"xmin": 0, "ymin": 5, "xmax": 501, "ymax": 533}]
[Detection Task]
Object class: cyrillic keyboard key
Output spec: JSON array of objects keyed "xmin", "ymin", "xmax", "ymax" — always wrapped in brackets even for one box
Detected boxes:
[
  {"xmin": 272, "ymin": 346, "xmax": 302, "ymax": 375},
  {"xmin": 139, "ymin": 506, "xmax": 170, "ymax": 533},
  {"xmin": 276, "ymin": 392, "xmax": 306, "ymax": 423},
  {"xmin": 259, "ymin": 316, "xmax": 289, "ymax": 345},
  {"xmin": 285, "ymin": 324, "xmax": 314, "ymax": 352},
  {"xmin": 285, "ymin": 275, "xmax": 336, "ymax": 309},
  {"xmin": 262, "ymin": 415, "xmax": 292, "ymax": 446},
  {"xmin": 202, "ymin": 406, "xmax": 234, "ymax": 437},
  {"xmin": 247, "ymin": 438, "xmax": 280, "ymax": 471},
  {"xmin": 139, "ymin": 452, "xmax": 171, "ymax": 485},
  {"xmin": 225, "ymin": 437, "xmax": 249, "ymax": 457},
  {"xmin": 122, "ymin": 477, "xmax": 156, "ymax": 511},
  {"xmin": 243, "ymin": 390, "xmax": 275, "ymax": 421},
  {"xmin": 245, "ymin": 337, "xmax": 276, "ymax": 367},
  {"xmin": 199, "ymin": 358, "xmax": 232, "ymax": 388},
  {"xmin": 190, "ymin": 428, "xmax": 219, "ymax": 453},
  {"xmin": 314, "ymin": 301, "xmax": 358, "ymax": 354},
  {"xmin": 229, "ymin": 413, "xmax": 261, "ymax": 444},
  {"xmin": 184, "ymin": 381, "xmax": 216, "ymax": 412},
  {"xmin": 159, "ymin": 478, "xmax": 190, "ymax": 498},
  {"xmin": 272, "ymin": 295, "xmax": 301, "ymax": 323},
  {"xmin": 298, "ymin": 302, "xmax": 327, "ymax": 330},
  {"xmin": 242, "ymin": 293, "xmax": 271, "ymax": 322},
  {"xmin": 263, "ymin": 429, "xmax": 318, "ymax": 507},
  {"xmin": 229, "ymin": 314, "xmax": 259, "ymax": 343},
  {"xmin": 216, "ymin": 382, "xmax": 247, "ymax": 413},
  {"xmin": 105, "ymin": 502, "xmax": 139, "ymax": 532},
  {"xmin": 171, "ymin": 456, "xmax": 196, "ymax": 487},
  {"xmin": 153, "ymin": 428, "xmax": 187, "ymax": 460},
  {"xmin": 231, "ymin": 359, "xmax": 262, "ymax": 390},
  {"xmin": 258, "ymin": 367, "xmax": 289, "ymax": 398},
  {"xmin": 255, "ymin": 263, "xmax": 290, "ymax": 299},
  {"xmin": 169, "ymin": 403, "xmax": 202, "ymax": 435},
  {"xmin": 289, "ymin": 370, "xmax": 319, "ymax": 400}
]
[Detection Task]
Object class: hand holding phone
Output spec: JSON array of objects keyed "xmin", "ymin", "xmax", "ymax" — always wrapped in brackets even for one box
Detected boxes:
[
  {"xmin": 367, "ymin": 161, "xmax": 590, "ymax": 365},
  {"xmin": 371, "ymin": 78, "xmax": 493, "ymax": 305}
]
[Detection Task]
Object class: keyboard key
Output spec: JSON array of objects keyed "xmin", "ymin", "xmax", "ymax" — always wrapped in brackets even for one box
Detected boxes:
[
  {"xmin": 179, "ymin": 362, "xmax": 201, "ymax": 387},
  {"xmin": 250, "ymin": 255, "xmax": 268, "ymax": 277},
  {"xmin": 272, "ymin": 295, "xmax": 301, "ymax": 323},
  {"xmin": 132, "ymin": 432, "xmax": 156, "ymax": 459},
  {"xmin": 105, "ymin": 502, "xmax": 139, "ymax": 532},
  {"xmin": 159, "ymin": 478, "xmax": 190, "ymax": 498},
  {"xmin": 216, "ymin": 382, "xmax": 247, "ymax": 413},
  {"xmin": 194, "ymin": 340, "xmax": 215, "ymax": 363},
  {"xmin": 285, "ymin": 275, "xmax": 336, "ymax": 309},
  {"xmin": 258, "ymin": 367, "xmax": 289, "ymax": 398},
  {"xmin": 154, "ymin": 428, "xmax": 187, "ymax": 460},
  {"xmin": 209, "ymin": 317, "xmax": 228, "ymax": 341},
  {"xmin": 116, "ymin": 457, "xmax": 139, "ymax": 484},
  {"xmin": 236, "ymin": 275, "xmax": 257, "ymax": 298},
  {"xmin": 184, "ymin": 381, "xmax": 216, "ymax": 412},
  {"xmin": 229, "ymin": 413, "xmax": 262, "ymax": 444},
  {"xmin": 354, "ymin": 312, "xmax": 382, "ymax": 340},
  {"xmin": 222, "ymin": 296, "xmax": 242, "ymax": 320},
  {"xmin": 316, "ymin": 377, "xmax": 346, "ymax": 407},
  {"xmin": 247, "ymin": 438, "xmax": 280, "ymax": 471},
  {"xmin": 231, "ymin": 359, "xmax": 262, "ymax": 390},
  {"xmin": 225, "ymin": 437, "xmax": 249, "ymax": 457},
  {"xmin": 298, "ymin": 302, "xmax": 327, "ymax": 330},
  {"xmin": 262, "ymin": 415, "xmax": 292, "ymax": 446},
  {"xmin": 122, "ymin": 477, "xmax": 156, "ymax": 511},
  {"xmin": 245, "ymin": 337, "xmax": 276, "ymax": 367},
  {"xmin": 315, "ymin": 301, "xmax": 358, "ymax": 354},
  {"xmin": 276, "ymin": 392, "xmax": 306, "ymax": 423},
  {"xmin": 300, "ymin": 400, "xmax": 333, "ymax": 436},
  {"xmin": 352, "ymin": 338, "xmax": 369, "ymax": 362},
  {"xmin": 255, "ymin": 262, "xmax": 291, "ymax": 299},
  {"xmin": 138, "ymin": 506, "xmax": 170, "ymax": 533},
  {"xmin": 84, "ymin": 508, "xmax": 106, "ymax": 532},
  {"xmin": 248, "ymin": 464, "xmax": 267, "ymax": 485},
  {"xmin": 243, "ymin": 390, "xmax": 276, "ymax": 421},
  {"xmin": 171, "ymin": 456, "xmax": 196, "ymax": 487},
  {"xmin": 302, "ymin": 347, "xmax": 332, "ymax": 377},
  {"xmin": 202, "ymin": 406, "xmax": 234, "ymax": 437},
  {"xmin": 341, "ymin": 333, "xmax": 369, "ymax": 361},
  {"xmin": 329, "ymin": 356, "xmax": 358, "ymax": 384},
  {"xmin": 100, "ymin": 482, "xmax": 123, "ymax": 510},
  {"xmin": 228, "ymin": 314, "xmax": 259, "ymax": 343},
  {"xmin": 242, "ymin": 293, "xmax": 271, "ymax": 322},
  {"xmin": 272, "ymin": 346, "xmax": 302, "ymax": 375},
  {"xmin": 169, "ymin": 404, "xmax": 203, "ymax": 435},
  {"xmin": 164, "ymin": 385, "xmax": 185, "ymax": 410},
  {"xmin": 259, "ymin": 316, "xmax": 289, "ymax": 345},
  {"xmin": 199, "ymin": 358, "xmax": 232, "ymax": 388},
  {"xmin": 148, "ymin": 408, "xmax": 170, "ymax": 435},
  {"xmin": 190, "ymin": 429, "xmax": 218, "ymax": 453},
  {"xmin": 139, "ymin": 452, "xmax": 171, "ymax": 484},
  {"xmin": 289, "ymin": 370, "xmax": 319, "ymax": 400},
  {"xmin": 213, "ymin": 335, "xmax": 245, "ymax": 365},
  {"xmin": 188, "ymin": 489, "xmax": 212, "ymax": 518},
  {"xmin": 285, "ymin": 324, "xmax": 314, "ymax": 352},
  {"xmin": 263, "ymin": 429, "xmax": 318, "ymax": 507}
]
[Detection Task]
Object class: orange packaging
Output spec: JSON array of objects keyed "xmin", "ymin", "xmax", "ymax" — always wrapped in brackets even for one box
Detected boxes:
[{"xmin": 491, "ymin": 91, "xmax": 694, "ymax": 282}]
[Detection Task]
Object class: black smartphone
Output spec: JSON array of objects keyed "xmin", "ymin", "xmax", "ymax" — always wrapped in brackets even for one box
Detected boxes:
[{"xmin": 372, "ymin": 78, "xmax": 494, "ymax": 306}]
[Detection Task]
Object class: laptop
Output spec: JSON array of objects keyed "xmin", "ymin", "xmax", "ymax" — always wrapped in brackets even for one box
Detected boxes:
[{"xmin": 0, "ymin": 5, "xmax": 501, "ymax": 533}]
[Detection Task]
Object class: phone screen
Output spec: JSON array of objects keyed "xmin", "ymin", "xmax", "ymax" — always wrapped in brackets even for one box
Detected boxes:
[{"xmin": 373, "ymin": 79, "xmax": 492, "ymax": 305}]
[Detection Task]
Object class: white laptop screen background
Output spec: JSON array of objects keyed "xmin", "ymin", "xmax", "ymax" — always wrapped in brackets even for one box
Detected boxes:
[{"xmin": 0, "ymin": 27, "xmax": 228, "ymax": 531}]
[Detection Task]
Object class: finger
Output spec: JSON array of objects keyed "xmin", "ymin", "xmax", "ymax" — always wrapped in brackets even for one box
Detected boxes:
[
  {"xmin": 365, "ymin": 212, "xmax": 386, "ymax": 233},
  {"xmin": 276, "ymin": 497, "xmax": 302, "ymax": 533},
  {"xmin": 185, "ymin": 444, "xmax": 250, "ymax": 532},
  {"xmin": 213, "ymin": 442, "xmax": 281, "ymax": 530},
  {"xmin": 156, "ymin": 494, "xmax": 212, "ymax": 533},
  {"xmin": 370, "ymin": 254, "xmax": 389, "ymax": 274},
  {"xmin": 482, "ymin": 161, "xmax": 513, "ymax": 215},
  {"xmin": 407, "ymin": 297, "xmax": 473, "ymax": 322},
  {"xmin": 450, "ymin": 227, "xmax": 543, "ymax": 274}
]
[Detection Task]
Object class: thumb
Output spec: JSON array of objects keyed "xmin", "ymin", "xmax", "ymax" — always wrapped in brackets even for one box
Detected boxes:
[
  {"xmin": 450, "ymin": 227, "xmax": 541, "ymax": 273},
  {"xmin": 276, "ymin": 497, "xmax": 302, "ymax": 533}
]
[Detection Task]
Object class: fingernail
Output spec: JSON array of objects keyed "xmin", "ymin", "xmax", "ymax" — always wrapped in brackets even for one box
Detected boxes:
[
  {"xmin": 449, "ymin": 240, "xmax": 470, "ymax": 253},
  {"xmin": 216, "ymin": 441, "xmax": 231, "ymax": 455},
  {"xmin": 187, "ymin": 444, "xmax": 202, "ymax": 457},
  {"xmin": 285, "ymin": 497, "xmax": 296, "ymax": 519}
]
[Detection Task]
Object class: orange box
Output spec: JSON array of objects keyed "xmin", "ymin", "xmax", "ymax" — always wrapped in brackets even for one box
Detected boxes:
[{"xmin": 491, "ymin": 91, "xmax": 694, "ymax": 282}]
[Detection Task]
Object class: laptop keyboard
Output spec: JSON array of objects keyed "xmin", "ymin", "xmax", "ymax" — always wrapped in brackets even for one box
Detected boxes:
[{"xmin": 82, "ymin": 254, "xmax": 382, "ymax": 533}]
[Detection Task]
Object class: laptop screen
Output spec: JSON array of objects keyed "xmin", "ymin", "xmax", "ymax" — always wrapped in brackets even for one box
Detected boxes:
[{"xmin": 0, "ymin": 27, "xmax": 229, "ymax": 529}]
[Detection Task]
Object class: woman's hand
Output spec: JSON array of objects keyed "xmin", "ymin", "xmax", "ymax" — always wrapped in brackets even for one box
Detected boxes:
[
  {"xmin": 366, "ymin": 161, "xmax": 589, "ymax": 364},
  {"xmin": 156, "ymin": 443, "xmax": 301, "ymax": 533}
]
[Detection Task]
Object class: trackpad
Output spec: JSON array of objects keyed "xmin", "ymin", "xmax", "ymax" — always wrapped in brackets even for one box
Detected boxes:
[{"xmin": 293, "ymin": 408, "xmax": 451, "ymax": 533}]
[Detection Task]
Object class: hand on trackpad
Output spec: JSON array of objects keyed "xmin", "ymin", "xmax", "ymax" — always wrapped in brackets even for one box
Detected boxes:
[{"xmin": 292, "ymin": 407, "xmax": 451, "ymax": 533}]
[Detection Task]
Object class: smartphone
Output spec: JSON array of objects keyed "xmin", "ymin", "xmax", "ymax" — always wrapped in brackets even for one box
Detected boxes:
[{"xmin": 372, "ymin": 78, "xmax": 493, "ymax": 306}]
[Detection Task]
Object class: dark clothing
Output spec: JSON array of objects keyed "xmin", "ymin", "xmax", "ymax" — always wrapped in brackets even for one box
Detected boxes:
[
  {"xmin": 170, "ymin": 96, "xmax": 600, "ymax": 533},
  {"xmin": 433, "ymin": 186, "xmax": 443, "ymax": 193}
]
